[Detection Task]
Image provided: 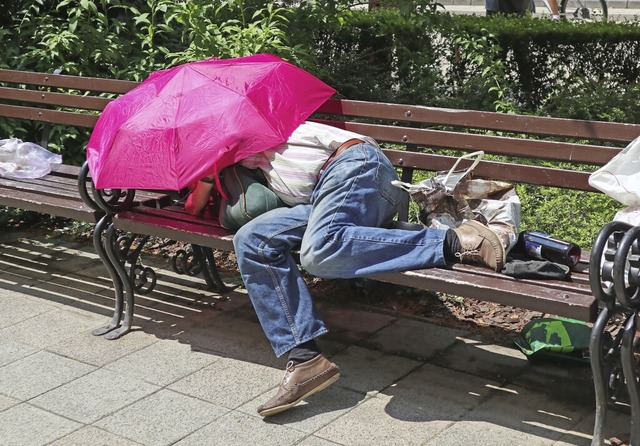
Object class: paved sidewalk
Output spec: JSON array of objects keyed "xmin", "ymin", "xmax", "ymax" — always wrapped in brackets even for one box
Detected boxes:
[{"xmin": 0, "ymin": 230, "xmax": 632, "ymax": 446}]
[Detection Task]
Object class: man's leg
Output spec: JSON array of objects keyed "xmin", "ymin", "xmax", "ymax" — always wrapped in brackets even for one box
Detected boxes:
[
  {"xmin": 234, "ymin": 205, "xmax": 340, "ymax": 417},
  {"xmin": 234, "ymin": 205, "xmax": 326, "ymax": 358},
  {"xmin": 300, "ymin": 143, "xmax": 449, "ymax": 278},
  {"xmin": 301, "ymin": 143, "xmax": 504, "ymax": 277}
]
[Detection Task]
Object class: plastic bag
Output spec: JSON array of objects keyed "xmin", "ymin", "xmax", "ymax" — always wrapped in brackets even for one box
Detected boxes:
[
  {"xmin": 0, "ymin": 138, "xmax": 62, "ymax": 179},
  {"xmin": 589, "ymin": 135, "xmax": 640, "ymax": 207},
  {"xmin": 513, "ymin": 317, "xmax": 598, "ymax": 363},
  {"xmin": 392, "ymin": 151, "xmax": 521, "ymax": 253},
  {"xmin": 393, "ymin": 150, "xmax": 484, "ymax": 194}
]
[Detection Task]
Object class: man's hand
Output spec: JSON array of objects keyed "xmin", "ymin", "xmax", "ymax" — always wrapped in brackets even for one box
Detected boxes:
[{"xmin": 185, "ymin": 177, "xmax": 214, "ymax": 216}]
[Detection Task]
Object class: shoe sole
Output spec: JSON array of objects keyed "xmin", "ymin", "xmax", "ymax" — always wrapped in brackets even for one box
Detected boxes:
[
  {"xmin": 465, "ymin": 220, "xmax": 506, "ymax": 271},
  {"xmin": 258, "ymin": 372, "xmax": 341, "ymax": 417}
]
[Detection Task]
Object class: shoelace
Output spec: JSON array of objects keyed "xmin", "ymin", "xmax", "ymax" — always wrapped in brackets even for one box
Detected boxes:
[{"xmin": 455, "ymin": 249, "xmax": 480, "ymax": 260}]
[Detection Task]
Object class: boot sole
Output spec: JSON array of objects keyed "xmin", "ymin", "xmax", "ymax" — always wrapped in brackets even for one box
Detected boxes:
[{"xmin": 258, "ymin": 372, "xmax": 341, "ymax": 417}]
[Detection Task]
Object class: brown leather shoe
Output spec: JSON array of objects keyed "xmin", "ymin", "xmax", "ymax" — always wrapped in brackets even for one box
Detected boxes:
[
  {"xmin": 453, "ymin": 220, "xmax": 506, "ymax": 271},
  {"xmin": 257, "ymin": 354, "xmax": 340, "ymax": 417}
]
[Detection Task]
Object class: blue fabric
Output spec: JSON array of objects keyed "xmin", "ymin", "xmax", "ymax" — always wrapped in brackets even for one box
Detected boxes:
[{"xmin": 233, "ymin": 143, "xmax": 448, "ymax": 357}]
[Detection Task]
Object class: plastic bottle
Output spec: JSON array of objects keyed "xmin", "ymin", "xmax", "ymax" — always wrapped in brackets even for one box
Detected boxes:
[{"xmin": 519, "ymin": 231, "xmax": 582, "ymax": 268}]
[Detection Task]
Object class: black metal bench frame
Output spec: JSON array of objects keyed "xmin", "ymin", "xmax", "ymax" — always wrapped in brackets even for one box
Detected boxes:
[{"xmin": 2, "ymin": 68, "xmax": 638, "ymax": 445}]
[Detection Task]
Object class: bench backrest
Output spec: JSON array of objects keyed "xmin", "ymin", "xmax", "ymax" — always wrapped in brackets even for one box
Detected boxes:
[
  {"xmin": 0, "ymin": 68, "xmax": 137, "ymax": 139},
  {"xmin": 314, "ymin": 99, "xmax": 640, "ymax": 192},
  {"xmin": 3, "ymin": 68, "xmax": 638, "ymax": 198}
]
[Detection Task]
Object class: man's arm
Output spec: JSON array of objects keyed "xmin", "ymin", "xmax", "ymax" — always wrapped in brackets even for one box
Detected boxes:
[{"xmin": 185, "ymin": 176, "xmax": 215, "ymax": 216}]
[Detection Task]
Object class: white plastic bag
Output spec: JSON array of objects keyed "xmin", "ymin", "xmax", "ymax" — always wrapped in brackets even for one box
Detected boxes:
[
  {"xmin": 589, "ymin": 136, "xmax": 640, "ymax": 207},
  {"xmin": 0, "ymin": 138, "xmax": 62, "ymax": 179},
  {"xmin": 392, "ymin": 150, "xmax": 521, "ymax": 253},
  {"xmin": 392, "ymin": 151, "xmax": 485, "ymax": 194}
]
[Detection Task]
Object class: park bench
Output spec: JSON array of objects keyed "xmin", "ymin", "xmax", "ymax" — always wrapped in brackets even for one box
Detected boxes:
[
  {"xmin": 94, "ymin": 98, "xmax": 640, "ymax": 446},
  {"xmin": 1, "ymin": 68, "xmax": 638, "ymax": 445}
]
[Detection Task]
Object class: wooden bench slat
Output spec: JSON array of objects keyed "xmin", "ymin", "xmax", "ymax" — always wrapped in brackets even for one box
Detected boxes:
[
  {"xmin": 0, "ymin": 69, "xmax": 138, "ymax": 94},
  {"xmin": 0, "ymin": 189, "xmax": 100, "ymax": 222},
  {"xmin": 317, "ymin": 99, "xmax": 640, "ymax": 142},
  {"xmin": 383, "ymin": 150, "xmax": 596, "ymax": 191},
  {"xmin": 371, "ymin": 268, "xmax": 597, "ymax": 321},
  {"xmin": 114, "ymin": 210, "xmax": 235, "ymax": 251},
  {"xmin": 325, "ymin": 121, "xmax": 623, "ymax": 164},
  {"xmin": 0, "ymin": 86, "xmax": 112, "ymax": 111},
  {"xmin": 0, "ymin": 103, "xmax": 98, "ymax": 127}
]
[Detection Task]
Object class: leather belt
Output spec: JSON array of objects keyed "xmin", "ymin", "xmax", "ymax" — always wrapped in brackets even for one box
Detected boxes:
[{"xmin": 317, "ymin": 138, "xmax": 365, "ymax": 180}]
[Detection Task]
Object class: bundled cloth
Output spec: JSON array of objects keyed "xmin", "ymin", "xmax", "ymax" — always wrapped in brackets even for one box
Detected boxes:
[
  {"xmin": 589, "ymin": 135, "xmax": 640, "ymax": 225},
  {"xmin": 392, "ymin": 151, "xmax": 521, "ymax": 253}
]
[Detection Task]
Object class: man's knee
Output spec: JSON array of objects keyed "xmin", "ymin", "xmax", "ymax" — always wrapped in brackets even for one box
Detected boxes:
[{"xmin": 299, "ymin": 238, "xmax": 340, "ymax": 278}]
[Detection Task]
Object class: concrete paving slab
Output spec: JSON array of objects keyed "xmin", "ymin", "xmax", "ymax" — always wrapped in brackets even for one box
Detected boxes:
[
  {"xmin": 166, "ymin": 310, "xmax": 282, "ymax": 367},
  {"xmin": 0, "ymin": 293, "xmax": 58, "ymax": 330},
  {"xmin": 285, "ymin": 436, "xmax": 344, "ymax": 446},
  {"xmin": 95, "ymin": 389, "xmax": 228, "ymax": 446},
  {"xmin": 30, "ymin": 368, "xmax": 159, "ymax": 424},
  {"xmin": 554, "ymin": 409, "xmax": 632, "ymax": 446},
  {"xmin": 0, "ymin": 339, "xmax": 38, "ymax": 367},
  {"xmin": 0, "ymin": 350, "xmax": 95, "ymax": 400},
  {"xmin": 48, "ymin": 426, "xmax": 145, "ymax": 446},
  {"xmin": 0, "ymin": 393, "xmax": 19, "ymax": 411},
  {"xmin": 361, "ymin": 317, "xmax": 468, "ymax": 359},
  {"xmin": 317, "ymin": 302, "xmax": 399, "ymax": 345},
  {"xmin": 0, "ymin": 403, "xmax": 81, "ymax": 446},
  {"xmin": 314, "ymin": 393, "xmax": 452, "ymax": 446},
  {"xmin": 27, "ymin": 276, "xmax": 119, "ymax": 316},
  {"xmin": 432, "ymin": 333, "xmax": 529, "ymax": 382},
  {"xmin": 427, "ymin": 384, "xmax": 593, "ymax": 445},
  {"xmin": 46, "ymin": 328, "xmax": 158, "ymax": 367},
  {"xmin": 0, "ymin": 307, "xmax": 104, "ymax": 349},
  {"xmin": 0, "ymin": 231, "xmax": 634, "ymax": 445},
  {"xmin": 238, "ymin": 384, "xmax": 370, "ymax": 435},
  {"xmin": 329, "ymin": 345, "xmax": 422, "ymax": 394},
  {"xmin": 104, "ymin": 339, "xmax": 219, "ymax": 386},
  {"xmin": 514, "ymin": 358, "xmax": 595, "ymax": 406},
  {"xmin": 174, "ymin": 410, "xmax": 307, "ymax": 446},
  {"xmin": 168, "ymin": 356, "xmax": 283, "ymax": 409}
]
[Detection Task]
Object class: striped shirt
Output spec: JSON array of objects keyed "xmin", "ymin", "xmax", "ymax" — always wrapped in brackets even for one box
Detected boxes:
[{"xmin": 239, "ymin": 121, "xmax": 377, "ymax": 206}]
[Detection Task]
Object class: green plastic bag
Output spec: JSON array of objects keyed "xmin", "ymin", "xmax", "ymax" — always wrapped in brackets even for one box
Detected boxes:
[{"xmin": 513, "ymin": 317, "xmax": 594, "ymax": 363}]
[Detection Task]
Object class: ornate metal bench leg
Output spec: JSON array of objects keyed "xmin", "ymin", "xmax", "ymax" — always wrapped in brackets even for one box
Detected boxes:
[
  {"xmin": 196, "ymin": 245, "xmax": 235, "ymax": 292},
  {"xmin": 91, "ymin": 214, "xmax": 125, "ymax": 336},
  {"xmin": 589, "ymin": 221, "xmax": 634, "ymax": 446},
  {"xmin": 612, "ymin": 226, "xmax": 640, "ymax": 446},
  {"xmin": 620, "ymin": 311, "xmax": 639, "ymax": 445},
  {"xmin": 102, "ymin": 224, "xmax": 135, "ymax": 340},
  {"xmin": 591, "ymin": 306, "xmax": 612, "ymax": 446},
  {"xmin": 171, "ymin": 245, "xmax": 235, "ymax": 293},
  {"xmin": 116, "ymin": 234, "xmax": 157, "ymax": 295}
]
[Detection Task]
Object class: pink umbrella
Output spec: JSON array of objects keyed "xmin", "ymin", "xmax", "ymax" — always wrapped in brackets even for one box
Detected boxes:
[{"xmin": 86, "ymin": 54, "xmax": 335, "ymax": 191}]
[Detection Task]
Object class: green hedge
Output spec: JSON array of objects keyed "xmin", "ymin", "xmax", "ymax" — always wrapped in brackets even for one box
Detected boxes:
[{"xmin": 1, "ymin": 1, "xmax": 636, "ymax": 245}]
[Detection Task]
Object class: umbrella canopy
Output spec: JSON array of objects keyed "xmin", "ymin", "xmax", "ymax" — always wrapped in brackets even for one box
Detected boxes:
[{"xmin": 86, "ymin": 54, "xmax": 336, "ymax": 190}]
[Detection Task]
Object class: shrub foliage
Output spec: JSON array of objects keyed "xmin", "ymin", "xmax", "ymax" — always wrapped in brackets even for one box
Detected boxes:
[{"xmin": 2, "ymin": 0, "xmax": 638, "ymax": 245}]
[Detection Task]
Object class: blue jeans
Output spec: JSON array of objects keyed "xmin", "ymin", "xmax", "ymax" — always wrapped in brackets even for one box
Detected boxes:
[{"xmin": 233, "ymin": 143, "xmax": 448, "ymax": 357}]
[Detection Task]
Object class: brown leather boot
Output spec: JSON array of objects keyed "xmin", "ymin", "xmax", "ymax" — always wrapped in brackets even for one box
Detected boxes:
[
  {"xmin": 257, "ymin": 354, "xmax": 340, "ymax": 417},
  {"xmin": 453, "ymin": 220, "xmax": 506, "ymax": 271}
]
